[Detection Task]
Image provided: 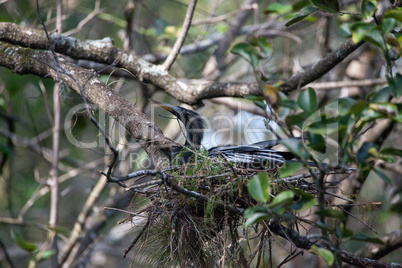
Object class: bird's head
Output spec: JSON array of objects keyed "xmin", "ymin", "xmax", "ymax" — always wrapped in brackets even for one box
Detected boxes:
[{"xmin": 150, "ymin": 99, "xmax": 205, "ymax": 149}]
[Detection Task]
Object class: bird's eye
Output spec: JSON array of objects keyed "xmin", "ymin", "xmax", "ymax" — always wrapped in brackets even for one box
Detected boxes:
[{"xmin": 174, "ymin": 107, "xmax": 182, "ymax": 113}]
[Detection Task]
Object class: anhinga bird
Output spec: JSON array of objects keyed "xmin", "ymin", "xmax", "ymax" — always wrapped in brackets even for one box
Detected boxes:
[{"xmin": 151, "ymin": 99, "xmax": 297, "ymax": 170}]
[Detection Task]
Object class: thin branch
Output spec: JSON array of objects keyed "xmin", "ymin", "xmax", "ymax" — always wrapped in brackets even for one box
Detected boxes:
[
  {"xmin": 36, "ymin": 0, "xmax": 62, "ymax": 264},
  {"xmin": 211, "ymin": 97, "xmax": 265, "ymax": 117},
  {"xmin": 268, "ymin": 219, "xmax": 402, "ymax": 268},
  {"xmin": 164, "ymin": 175, "xmax": 244, "ymax": 215},
  {"xmin": 64, "ymin": 0, "xmax": 101, "ymax": 36},
  {"xmin": 303, "ymin": 78, "xmax": 387, "ymax": 90},
  {"xmin": 103, "ymin": 169, "xmax": 160, "ymax": 183},
  {"xmin": 355, "ymin": 230, "xmax": 402, "ymax": 260},
  {"xmin": 0, "ymin": 239, "xmax": 15, "ymax": 268},
  {"xmin": 142, "ymin": 21, "xmax": 285, "ymax": 63},
  {"xmin": 0, "ymin": 127, "xmax": 93, "ymax": 170},
  {"xmin": 163, "ymin": 0, "xmax": 197, "ymax": 71},
  {"xmin": 58, "ymin": 176, "xmax": 108, "ymax": 265},
  {"xmin": 18, "ymin": 159, "xmax": 103, "ymax": 221},
  {"xmin": 191, "ymin": 4, "xmax": 256, "ymax": 26},
  {"xmin": 207, "ymin": 0, "xmax": 258, "ymax": 76},
  {"xmin": 377, "ymin": 158, "xmax": 402, "ymax": 176},
  {"xmin": 123, "ymin": 218, "xmax": 151, "ymax": 258},
  {"xmin": 124, "ymin": 179, "xmax": 163, "ymax": 191}
]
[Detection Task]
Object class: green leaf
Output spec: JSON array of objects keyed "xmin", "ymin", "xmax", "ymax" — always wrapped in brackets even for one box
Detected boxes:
[
  {"xmin": 244, "ymin": 206, "xmax": 268, "ymax": 217},
  {"xmin": 351, "ymin": 233, "xmax": 384, "ymax": 244},
  {"xmin": 364, "ymin": 103, "xmax": 398, "ymax": 121},
  {"xmin": 370, "ymin": 87, "xmax": 391, "ymax": 103},
  {"xmin": 286, "ymin": 113, "xmax": 307, "ymax": 125},
  {"xmin": 351, "ymin": 22, "xmax": 376, "ymax": 43},
  {"xmin": 309, "ymin": 246, "xmax": 334, "ymax": 265},
  {"xmin": 256, "ymin": 36, "xmax": 272, "ymax": 57},
  {"xmin": 248, "ymin": 36, "xmax": 272, "ymax": 58},
  {"xmin": 280, "ymin": 138, "xmax": 310, "ymax": 160},
  {"xmin": 361, "ymin": 0, "xmax": 377, "ymax": 19},
  {"xmin": 357, "ymin": 142, "xmax": 376, "ymax": 162},
  {"xmin": 265, "ymin": 3, "xmax": 293, "ymax": 14},
  {"xmin": 270, "ymin": 191, "xmax": 294, "ymax": 207},
  {"xmin": 336, "ymin": 222, "xmax": 353, "ymax": 238},
  {"xmin": 382, "ymin": 18, "xmax": 397, "ymax": 35},
  {"xmin": 374, "ymin": 167, "xmax": 392, "ymax": 185},
  {"xmin": 283, "ymin": 99, "xmax": 299, "ymax": 110},
  {"xmin": 380, "ymin": 147, "xmax": 402, "ymax": 157},
  {"xmin": 12, "ymin": 231, "xmax": 37, "ymax": 253},
  {"xmin": 315, "ymin": 208, "xmax": 347, "ymax": 221},
  {"xmin": 359, "ymin": 108, "xmax": 383, "ymax": 122},
  {"xmin": 230, "ymin": 43, "xmax": 260, "ymax": 68},
  {"xmin": 350, "ymin": 22, "xmax": 386, "ymax": 49},
  {"xmin": 311, "ymin": 0, "xmax": 340, "ymax": 13},
  {"xmin": 396, "ymin": 104, "xmax": 402, "ymax": 123},
  {"xmin": 338, "ymin": 98, "xmax": 357, "ymax": 116},
  {"xmin": 372, "ymin": 102, "xmax": 398, "ymax": 115},
  {"xmin": 316, "ymin": 221, "xmax": 334, "ymax": 233},
  {"xmin": 306, "ymin": 132, "xmax": 326, "ymax": 154},
  {"xmin": 384, "ymin": 8, "xmax": 402, "ymax": 22},
  {"xmin": 39, "ymin": 250, "xmax": 56, "ymax": 260},
  {"xmin": 244, "ymin": 207, "xmax": 270, "ymax": 226},
  {"xmin": 307, "ymin": 116, "xmax": 339, "ymax": 135},
  {"xmin": 247, "ymin": 174, "xmax": 270, "ymax": 203},
  {"xmin": 350, "ymin": 99, "xmax": 366, "ymax": 116},
  {"xmin": 285, "ymin": 6, "xmax": 318, "ymax": 26},
  {"xmin": 279, "ymin": 161, "xmax": 303, "ymax": 178},
  {"xmin": 298, "ymin": 87, "xmax": 318, "ymax": 114},
  {"xmin": 245, "ymin": 212, "xmax": 269, "ymax": 226},
  {"xmin": 339, "ymin": 23, "xmax": 352, "ymax": 37},
  {"xmin": 358, "ymin": 161, "xmax": 371, "ymax": 178},
  {"xmin": 292, "ymin": 0, "xmax": 312, "ymax": 11},
  {"xmin": 291, "ymin": 188, "xmax": 317, "ymax": 211},
  {"xmin": 365, "ymin": 28, "xmax": 386, "ymax": 49},
  {"xmin": 359, "ymin": 103, "xmax": 398, "ymax": 123},
  {"xmin": 386, "ymin": 74, "xmax": 402, "ymax": 98},
  {"xmin": 246, "ymin": 95, "xmax": 266, "ymax": 110}
]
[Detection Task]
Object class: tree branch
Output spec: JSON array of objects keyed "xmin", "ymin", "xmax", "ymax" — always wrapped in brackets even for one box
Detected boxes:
[
  {"xmin": 355, "ymin": 229, "xmax": 402, "ymax": 260},
  {"xmin": 0, "ymin": 41, "xmax": 171, "ymax": 166},
  {"xmin": 162, "ymin": 0, "xmax": 197, "ymax": 70},
  {"xmin": 280, "ymin": 39, "xmax": 364, "ymax": 93},
  {"xmin": 0, "ymin": 22, "xmax": 370, "ymax": 105},
  {"xmin": 303, "ymin": 78, "xmax": 387, "ymax": 90}
]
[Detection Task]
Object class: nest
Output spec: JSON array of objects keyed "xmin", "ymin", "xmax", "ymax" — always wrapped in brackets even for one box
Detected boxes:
[
  {"xmin": 109, "ymin": 152, "xmax": 355, "ymax": 267},
  {"xmin": 120, "ymin": 155, "xmax": 264, "ymax": 267}
]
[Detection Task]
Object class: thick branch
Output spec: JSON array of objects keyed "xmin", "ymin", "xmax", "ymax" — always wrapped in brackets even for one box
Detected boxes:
[
  {"xmin": 280, "ymin": 39, "xmax": 364, "ymax": 92},
  {"xmin": 0, "ymin": 22, "xmax": 366, "ymax": 105},
  {"xmin": 0, "ymin": 22, "xmax": 261, "ymax": 104},
  {"xmin": 0, "ymin": 41, "xmax": 171, "ymax": 166}
]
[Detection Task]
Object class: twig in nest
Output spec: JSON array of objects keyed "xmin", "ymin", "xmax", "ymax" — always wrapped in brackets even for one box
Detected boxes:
[{"xmin": 123, "ymin": 218, "xmax": 151, "ymax": 258}]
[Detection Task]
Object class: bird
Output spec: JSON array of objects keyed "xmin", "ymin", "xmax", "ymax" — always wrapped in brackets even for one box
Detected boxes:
[{"xmin": 150, "ymin": 99, "xmax": 302, "ymax": 171}]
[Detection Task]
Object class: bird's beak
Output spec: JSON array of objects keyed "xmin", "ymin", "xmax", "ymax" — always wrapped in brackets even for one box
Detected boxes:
[
  {"xmin": 149, "ymin": 99, "xmax": 179, "ymax": 117},
  {"xmin": 150, "ymin": 99, "xmax": 175, "ymax": 113}
]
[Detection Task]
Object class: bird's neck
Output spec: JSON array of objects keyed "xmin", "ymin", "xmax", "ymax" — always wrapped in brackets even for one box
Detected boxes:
[{"xmin": 181, "ymin": 114, "xmax": 205, "ymax": 150}]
